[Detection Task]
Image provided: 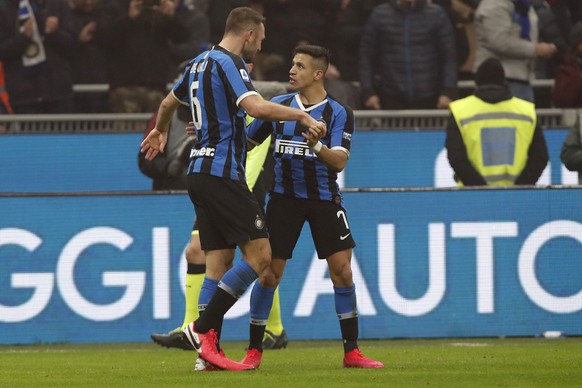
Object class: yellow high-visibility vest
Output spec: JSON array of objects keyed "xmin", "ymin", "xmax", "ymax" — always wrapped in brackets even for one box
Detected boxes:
[
  {"xmin": 245, "ymin": 114, "xmax": 270, "ymax": 191},
  {"xmin": 449, "ymin": 95, "xmax": 536, "ymax": 186}
]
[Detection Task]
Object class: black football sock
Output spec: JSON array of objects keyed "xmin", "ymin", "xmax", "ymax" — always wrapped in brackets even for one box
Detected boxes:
[
  {"xmin": 249, "ymin": 323, "xmax": 266, "ymax": 351},
  {"xmin": 340, "ymin": 317, "xmax": 359, "ymax": 353},
  {"xmin": 195, "ymin": 287, "xmax": 237, "ymax": 334}
]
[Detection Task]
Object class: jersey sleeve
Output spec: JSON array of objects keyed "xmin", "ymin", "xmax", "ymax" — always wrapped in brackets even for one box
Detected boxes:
[
  {"xmin": 329, "ymin": 104, "xmax": 354, "ymax": 157},
  {"xmin": 171, "ymin": 62, "xmax": 193, "ymax": 105}
]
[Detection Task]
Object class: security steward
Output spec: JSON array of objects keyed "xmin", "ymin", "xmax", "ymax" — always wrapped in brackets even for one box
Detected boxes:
[{"xmin": 446, "ymin": 57, "xmax": 548, "ymax": 186}]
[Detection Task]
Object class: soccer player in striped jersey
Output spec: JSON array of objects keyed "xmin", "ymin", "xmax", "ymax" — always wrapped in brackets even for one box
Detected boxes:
[
  {"xmin": 149, "ymin": 72, "xmax": 289, "ymax": 354},
  {"xmin": 241, "ymin": 45, "xmax": 384, "ymax": 369},
  {"xmin": 140, "ymin": 7, "xmax": 325, "ymax": 371}
]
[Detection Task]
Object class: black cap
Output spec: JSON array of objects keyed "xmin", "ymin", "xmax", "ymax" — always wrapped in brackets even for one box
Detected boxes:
[{"xmin": 475, "ymin": 58, "xmax": 506, "ymax": 86}]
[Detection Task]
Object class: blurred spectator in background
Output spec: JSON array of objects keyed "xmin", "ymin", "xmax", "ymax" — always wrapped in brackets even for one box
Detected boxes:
[
  {"xmin": 547, "ymin": 0, "xmax": 582, "ymax": 48},
  {"xmin": 322, "ymin": 62, "xmax": 362, "ymax": 110},
  {"xmin": 67, "ymin": 0, "xmax": 108, "ymax": 113},
  {"xmin": 359, "ymin": 0, "xmax": 458, "ymax": 110},
  {"xmin": 259, "ymin": 0, "xmax": 335, "ymax": 82},
  {"xmin": 100, "ymin": 0, "xmax": 188, "ymax": 113},
  {"xmin": 211, "ymin": 0, "xmax": 285, "ymax": 82},
  {"xmin": 321, "ymin": 0, "xmax": 376, "ymax": 110},
  {"xmin": 0, "ymin": 0, "xmax": 76, "ymax": 114},
  {"xmin": 206, "ymin": 0, "xmax": 249, "ymax": 46},
  {"xmin": 0, "ymin": 62, "xmax": 13, "ymax": 114},
  {"xmin": 474, "ymin": 0, "xmax": 557, "ymax": 102},
  {"xmin": 560, "ymin": 115, "xmax": 582, "ymax": 183},
  {"xmin": 552, "ymin": 21, "xmax": 582, "ymax": 107},
  {"xmin": 531, "ymin": 0, "xmax": 567, "ymax": 79},
  {"xmin": 167, "ymin": 0, "xmax": 211, "ymax": 80},
  {"xmin": 326, "ymin": 0, "xmax": 375, "ymax": 82},
  {"xmin": 433, "ymin": 0, "xmax": 480, "ymax": 80},
  {"xmin": 446, "ymin": 58, "xmax": 548, "ymax": 186}
]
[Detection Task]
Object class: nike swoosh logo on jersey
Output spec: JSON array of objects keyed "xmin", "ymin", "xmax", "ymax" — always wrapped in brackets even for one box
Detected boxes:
[{"xmin": 340, "ymin": 233, "xmax": 351, "ymax": 240}]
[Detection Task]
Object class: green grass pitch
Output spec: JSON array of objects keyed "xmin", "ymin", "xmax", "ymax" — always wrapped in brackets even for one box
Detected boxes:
[{"xmin": 1, "ymin": 338, "xmax": 581, "ymax": 387}]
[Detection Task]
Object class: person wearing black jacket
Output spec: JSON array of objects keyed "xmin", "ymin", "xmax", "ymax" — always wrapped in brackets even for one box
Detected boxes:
[
  {"xmin": 0, "ymin": 0, "xmax": 76, "ymax": 113},
  {"xmin": 446, "ymin": 57, "xmax": 549, "ymax": 186},
  {"xmin": 359, "ymin": 0, "xmax": 458, "ymax": 110},
  {"xmin": 100, "ymin": 0, "xmax": 188, "ymax": 113}
]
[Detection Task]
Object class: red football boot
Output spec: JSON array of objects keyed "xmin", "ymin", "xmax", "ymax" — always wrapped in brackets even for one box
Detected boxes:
[{"xmin": 343, "ymin": 349, "xmax": 384, "ymax": 369}]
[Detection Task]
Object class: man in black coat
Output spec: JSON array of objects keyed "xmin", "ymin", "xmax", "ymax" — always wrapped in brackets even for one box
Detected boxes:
[{"xmin": 0, "ymin": 0, "xmax": 76, "ymax": 113}]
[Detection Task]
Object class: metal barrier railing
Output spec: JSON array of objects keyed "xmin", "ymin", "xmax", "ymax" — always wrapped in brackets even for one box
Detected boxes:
[
  {"xmin": 0, "ymin": 113, "xmax": 151, "ymax": 133},
  {"xmin": 0, "ymin": 109, "xmax": 576, "ymax": 134},
  {"xmin": 0, "ymin": 78, "xmax": 566, "ymax": 133},
  {"xmin": 355, "ymin": 108, "xmax": 575, "ymax": 131}
]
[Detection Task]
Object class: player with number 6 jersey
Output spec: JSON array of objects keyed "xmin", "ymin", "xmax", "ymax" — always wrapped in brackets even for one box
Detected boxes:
[
  {"xmin": 140, "ymin": 7, "xmax": 325, "ymax": 371},
  {"xmin": 172, "ymin": 47, "xmax": 255, "ymax": 181}
]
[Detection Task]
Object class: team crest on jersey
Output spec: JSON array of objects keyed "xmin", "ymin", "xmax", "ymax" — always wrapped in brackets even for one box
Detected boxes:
[
  {"xmin": 240, "ymin": 69, "xmax": 250, "ymax": 82},
  {"xmin": 254, "ymin": 215, "xmax": 265, "ymax": 230},
  {"xmin": 332, "ymin": 194, "xmax": 341, "ymax": 205}
]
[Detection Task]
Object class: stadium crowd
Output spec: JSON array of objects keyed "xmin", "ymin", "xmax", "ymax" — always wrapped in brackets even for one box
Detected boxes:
[{"xmin": 1, "ymin": 0, "xmax": 582, "ymax": 114}]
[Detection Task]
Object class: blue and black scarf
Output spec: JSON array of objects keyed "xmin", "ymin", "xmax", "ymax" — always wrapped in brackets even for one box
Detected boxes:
[{"xmin": 513, "ymin": 0, "xmax": 531, "ymax": 40}]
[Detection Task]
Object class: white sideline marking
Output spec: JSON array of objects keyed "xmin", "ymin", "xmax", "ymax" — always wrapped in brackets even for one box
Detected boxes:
[
  {"xmin": 0, "ymin": 348, "xmax": 152, "ymax": 354},
  {"xmin": 450, "ymin": 342, "xmax": 489, "ymax": 347}
]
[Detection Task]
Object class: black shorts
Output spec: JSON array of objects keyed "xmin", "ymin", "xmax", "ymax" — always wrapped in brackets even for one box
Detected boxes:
[
  {"xmin": 266, "ymin": 193, "xmax": 356, "ymax": 260},
  {"xmin": 190, "ymin": 167, "xmax": 269, "ymax": 235},
  {"xmin": 186, "ymin": 174, "xmax": 268, "ymax": 251}
]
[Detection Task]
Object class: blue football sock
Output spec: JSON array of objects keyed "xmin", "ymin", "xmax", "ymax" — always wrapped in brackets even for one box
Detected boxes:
[
  {"xmin": 219, "ymin": 260, "xmax": 258, "ymax": 298},
  {"xmin": 199, "ymin": 277, "xmax": 219, "ymax": 313},
  {"xmin": 250, "ymin": 282, "xmax": 276, "ymax": 325},
  {"xmin": 334, "ymin": 284, "xmax": 358, "ymax": 319}
]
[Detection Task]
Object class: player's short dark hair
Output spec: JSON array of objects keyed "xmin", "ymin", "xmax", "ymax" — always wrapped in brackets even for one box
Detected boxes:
[
  {"xmin": 293, "ymin": 45, "xmax": 330, "ymax": 73},
  {"xmin": 225, "ymin": 7, "xmax": 265, "ymax": 35}
]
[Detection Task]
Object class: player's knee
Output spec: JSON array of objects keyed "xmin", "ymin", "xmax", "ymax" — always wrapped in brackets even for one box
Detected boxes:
[
  {"xmin": 243, "ymin": 239, "xmax": 271, "ymax": 274},
  {"xmin": 260, "ymin": 270, "xmax": 280, "ymax": 288},
  {"xmin": 255, "ymin": 250, "xmax": 271, "ymax": 273},
  {"xmin": 331, "ymin": 265, "xmax": 353, "ymax": 286},
  {"xmin": 185, "ymin": 243, "xmax": 205, "ymax": 265}
]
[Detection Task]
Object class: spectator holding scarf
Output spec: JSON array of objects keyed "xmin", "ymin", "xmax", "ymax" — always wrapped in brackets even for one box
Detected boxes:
[
  {"xmin": 0, "ymin": 0, "xmax": 76, "ymax": 113},
  {"xmin": 474, "ymin": 0, "xmax": 557, "ymax": 102}
]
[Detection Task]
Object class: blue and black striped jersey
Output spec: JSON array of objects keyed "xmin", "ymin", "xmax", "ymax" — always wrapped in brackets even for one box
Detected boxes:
[
  {"xmin": 247, "ymin": 93, "xmax": 354, "ymax": 205},
  {"xmin": 172, "ymin": 46, "xmax": 259, "ymax": 182}
]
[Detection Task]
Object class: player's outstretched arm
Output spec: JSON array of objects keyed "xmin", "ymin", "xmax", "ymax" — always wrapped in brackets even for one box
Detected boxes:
[
  {"xmin": 240, "ymin": 95, "xmax": 320, "ymax": 130},
  {"xmin": 140, "ymin": 93, "xmax": 181, "ymax": 160}
]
